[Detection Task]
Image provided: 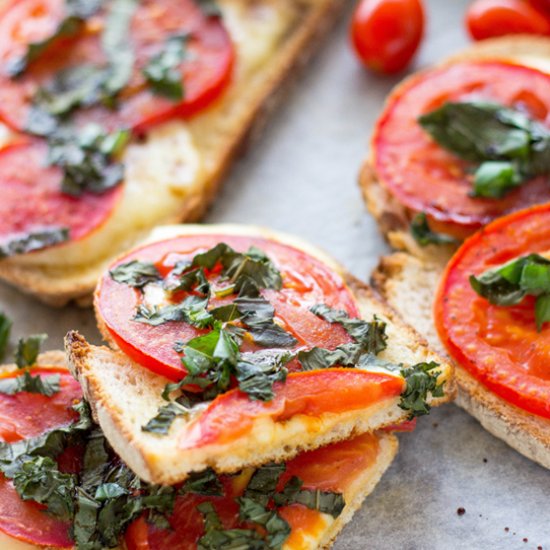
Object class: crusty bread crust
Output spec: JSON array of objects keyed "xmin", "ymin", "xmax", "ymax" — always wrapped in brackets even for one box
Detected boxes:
[
  {"xmin": 373, "ymin": 251, "xmax": 550, "ymax": 470},
  {"xmin": 0, "ymin": 0, "xmax": 346, "ymax": 308},
  {"xmin": 360, "ymin": 34, "xmax": 550, "ymax": 257},
  {"xmin": 66, "ymin": 224, "xmax": 453, "ymax": 485}
]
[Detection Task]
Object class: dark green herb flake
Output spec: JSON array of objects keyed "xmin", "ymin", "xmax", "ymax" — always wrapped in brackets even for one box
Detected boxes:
[
  {"xmin": 15, "ymin": 334, "xmax": 48, "ymax": 369},
  {"xmin": 143, "ymin": 34, "xmax": 188, "ymax": 101},
  {"xmin": 110, "ymin": 260, "xmax": 161, "ymax": 288},
  {"xmin": 399, "ymin": 361, "xmax": 444, "ymax": 418},
  {"xmin": 418, "ymin": 101, "xmax": 550, "ymax": 198},
  {"xmin": 0, "ymin": 228, "xmax": 69, "ymax": 258},
  {"xmin": 410, "ymin": 213, "xmax": 458, "ymax": 247},
  {"xmin": 470, "ymin": 252, "xmax": 550, "ymax": 331},
  {"xmin": 0, "ymin": 311, "xmax": 12, "ymax": 360}
]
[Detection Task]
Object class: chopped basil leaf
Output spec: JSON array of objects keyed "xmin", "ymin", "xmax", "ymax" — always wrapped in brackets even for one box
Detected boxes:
[
  {"xmin": 472, "ymin": 160, "xmax": 523, "ymax": 198},
  {"xmin": 273, "ymin": 476, "xmax": 345, "ymax": 518},
  {"xmin": 110, "ymin": 260, "xmax": 161, "ymax": 288},
  {"xmin": 191, "ymin": 243, "xmax": 283, "ymax": 291},
  {"xmin": 197, "ymin": 501, "xmax": 266, "ymax": 550},
  {"xmin": 141, "ymin": 396, "xmax": 199, "ymax": 435},
  {"xmin": 135, "ymin": 296, "xmax": 213, "ymax": 328},
  {"xmin": 310, "ymin": 304, "xmax": 387, "ymax": 354},
  {"xmin": 0, "ymin": 311, "xmax": 12, "ymax": 360},
  {"xmin": 0, "ymin": 227, "xmax": 69, "ymax": 257},
  {"xmin": 399, "ymin": 361, "xmax": 444, "ymax": 418},
  {"xmin": 470, "ymin": 252, "xmax": 550, "ymax": 331},
  {"xmin": 237, "ymin": 496, "xmax": 291, "ymax": 549},
  {"xmin": 143, "ymin": 34, "xmax": 188, "ymax": 101},
  {"xmin": 235, "ymin": 350, "xmax": 292, "ymax": 401},
  {"xmin": 164, "ymin": 266, "xmax": 210, "ymax": 294},
  {"xmin": 197, "ymin": 0, "xmax": 222, "ymax": 17},
  {"xmin": 410, "ymin": 213, "xmax": 458, "ymax": 247},
  {"xmin": 418, "ymin": 101, "xmax": 550, "ymax": 198},
  {"xmin": 14, "ymin": 456, "xmax": 76, "ymax": 520},
  {"xmin": 94, "ymin": 483, "xmax": 129, "ymax": 501},
  {"xmin": 0, "ymin": 371, "xmax": 60, "ymax": 397},
  {"xmin": 15, "ymin": 334, "xmax": 48, "ymax": 369},
  {"xmin": 243, "ymin": 462, "xmax": 286, "ymax": 507},
  {"xmin": 47, "ymin": 125, "xmax": 130, "ymax": 196},
  {"xmin": 181, "ymin": 469, "xmax": 223, "ymax": 496},
  {"xmin": 297, "ymin": 343, "xmax": 363, "ymax": 371}
]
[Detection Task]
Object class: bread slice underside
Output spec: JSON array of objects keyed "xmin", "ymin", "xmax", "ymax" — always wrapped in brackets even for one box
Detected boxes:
[
  {"xmin": 65, "ymin": 224, "xmax": 453, "ymax": 485},
  {"xmin": 360, "ymin": 34, "xmax": 550, "ymax": 258},
  {"xmin": 372, "ymin": 251, "xmax": 550, "ymax": 470},
  {"xmin": 0, "ymin": 0, "xmax": 347, "ymax": 307}
]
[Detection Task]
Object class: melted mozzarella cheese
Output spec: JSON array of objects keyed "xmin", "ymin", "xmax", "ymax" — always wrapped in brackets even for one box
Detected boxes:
[{"xmin": 13, "ymin": 0, "xmax": 296, "ymax": 269}]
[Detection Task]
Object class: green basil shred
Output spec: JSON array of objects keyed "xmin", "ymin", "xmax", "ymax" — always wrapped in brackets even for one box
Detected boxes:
[
  {"xmin": 419, "ymin": 101, "xmax": 550, "ymax": 198},
  {"xmin": 1, "ymin": 393, "xmax": 344, "ymax": 549},
  {"xmin": 470, "ymin": 252, "xmax": 550, "ymax": 331}
]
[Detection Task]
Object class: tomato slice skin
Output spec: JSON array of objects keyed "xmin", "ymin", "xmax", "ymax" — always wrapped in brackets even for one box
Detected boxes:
[
  {"xmin": 125, "ymin": 432, "xmax": 381, "ymax": 550},
  {"xmin": 97, "ymin": 234, "xmax": 360, "ymax": 381},
  {"xmin": 0, "ymin": 366, "xmax": 82, "ymax": 548},
  {"xmin": 465, "ymin": 0, "xmax": 550, "ymax": 41},
  {"xmin": 0, "ymin": 0, "xmax": 235, "ymax": 133},
  {"xmin": 0, "ymin": 139, "xmax": 123, "ymax": 250},
  {"xmin": 373, "ymin": 61, "xmax": 550, "ymax": 236},
  {"xmin": 178, "ymin": 369, "xmax": 404, "ymax": 450},
  {"xmin": 435, "ymin": 203, "xmax": 550, "ymax": 418},
  {"xmin": 350, "ymin": 0, "xmax": 425, "ymax": 74}
]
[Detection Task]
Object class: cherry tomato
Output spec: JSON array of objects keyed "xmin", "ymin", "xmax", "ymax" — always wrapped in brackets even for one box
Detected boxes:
[
  {"xmin": 350, "ymin": 0, "xmax": 425, "ymax": 74},
  {"xmin": 466, "ymin": 0, "xmax": 550, "ymax": 41}
]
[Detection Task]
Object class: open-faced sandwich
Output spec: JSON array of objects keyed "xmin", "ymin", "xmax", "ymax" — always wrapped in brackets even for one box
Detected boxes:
[
  {"xmin": 0, "ymin": 349, "xmax": 399, "ymax": 549},
  {"xmin": 374, "ymin": 203, "xmax": 550, "ymax": 469},
  {"xmin": 0, "ymin": 0, "xmax": 346, "ymax": 307},
  {"xmin": 65, "ymin": 224, "xmax": 453, "ymax": 485},
  {"xmin": 361, "ymin": 34, "xmax": 550, "ymax": 256}
]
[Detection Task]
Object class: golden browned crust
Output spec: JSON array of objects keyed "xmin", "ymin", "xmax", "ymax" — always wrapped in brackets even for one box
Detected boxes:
[
  {"xmin": 0, "ymin": 0, "xmax": 347, "ymax": 307},
  {"xmin": 360, "ymin": 34, "xmax": 550, "ymax": 258},
  {"xmin": 373, "ymin": 251, "xmax": 550, "ymax": 470}
]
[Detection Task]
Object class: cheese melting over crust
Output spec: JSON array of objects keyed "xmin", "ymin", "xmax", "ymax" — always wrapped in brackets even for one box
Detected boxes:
[{"xmin": 12, "ymin": 0, "xmax": 298, "ymax": 269}]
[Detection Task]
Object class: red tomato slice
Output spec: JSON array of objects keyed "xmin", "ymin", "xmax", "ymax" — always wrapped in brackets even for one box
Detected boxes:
[
  {"xmin": 373, "ymin": 61, "xmax": 550, "ymax": 238},
  {"xmin": 96, "ymin": 234, "xmax": 360, "ymax": 381},
  {"xmin": 435, "ymin": 203, "xmax": 550, "ymax": 418},
  {"xmin": 178, "ymin": 369, "xmax": 404, "ymax": 450},
  {"xmin": 0, "ymin": 0, "xmax": 74, "ymax": 70},
  {"xmin": 0, "ymin": 0, "xmax": 234, "ymax": 133},
  {"xmin": 0, "ymin": 366, "xmax": 82, "ymax": 548},
  {"xmin": 125, "ymin": 433, "xmax": 382, "ymax": 550},
  {"xmin": 0, "ymin": 140, "xmax": 122, "ymax": 250}
]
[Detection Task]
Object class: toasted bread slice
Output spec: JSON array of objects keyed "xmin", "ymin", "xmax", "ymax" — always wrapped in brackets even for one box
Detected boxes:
[
  {"xmin": 360, "ymin": 34, "xmax": 550, "ymax": 257},
  {"xmin": 0, "ymin": 432, "xmax": 398, "ymax": 550},
  {"xmin": 372, "ymin": 251, "xmax": 550, "ymax": 470},
  {"xmin": 0, "ymin": 0, "xmax": 346, "ymax": 308},
  {"xmin": 65, "ymin": 224, "xmax": 453, "ymax": 485},
  {"xmin": 0, "ymin": 354, "xmax": 399, "ymax": 550}
]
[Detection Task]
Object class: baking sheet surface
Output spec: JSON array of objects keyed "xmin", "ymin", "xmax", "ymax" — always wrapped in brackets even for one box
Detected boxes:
[{"xmin": 1, "ymin": 0, "xmax": 549, "ymax": 548}]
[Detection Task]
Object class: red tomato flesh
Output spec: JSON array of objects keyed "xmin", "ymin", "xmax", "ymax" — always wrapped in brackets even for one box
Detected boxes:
[
  {"xmin": 0, "ymin": 140, "xmax": 122, "ymax": 250},
  {"xmin": 0, "ymin": 0, "xmax": 235, "ymax": 133},
  {"xmin": 178, "ymin": 369, "xmax": 404, "ymax": 450},
  {"xmin": 96, "ymin": 234, "xmax": 361, "ymax": 381},
  {"xmin": 435, "ymin": 203, "xmax": 550, "ymax": 418},
  {"xmin": 125, "ymin": 432, "xmax": 381, "ymax": 550},
  {"xmin": 466, "ymin": 0, "xmax": 550, "ymax": 41},
  {"xmin": 350, "ymin": 0, "xmax": 425, "ymax": 74},
  {"xmin": 373, "ymin": 61, "xmax": 550, "ymax": 238},
  {"xmin": 0, "ymin": 366, "xmax": 82, "ymax": 548}
]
